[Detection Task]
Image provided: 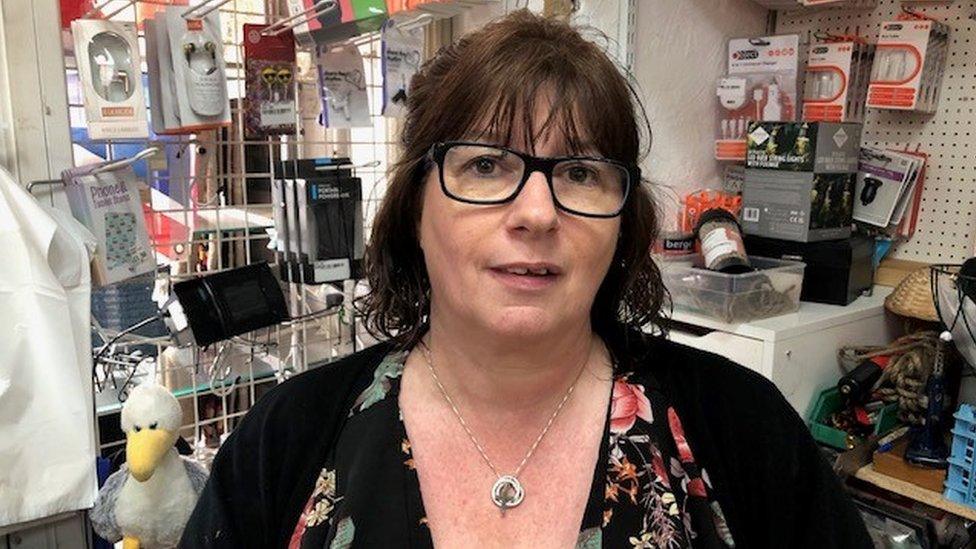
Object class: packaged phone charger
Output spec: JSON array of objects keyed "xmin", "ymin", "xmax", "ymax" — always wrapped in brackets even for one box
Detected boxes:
[
  {"xmin": 716, "ymin": 34, "xmax": 800, "ymax": 161},
  {"xmin": 803, "ymin": 41, "xmax": 875, "ymax": 123},
  {"xmin": 868, "ymin": 19, "xmax": 950, "ymax": 113},
  {"xmin": 163, "ymin": 6, "xmax": 231, "ymax": 131},
  {"xmin": 71, "ymin": 19, "xmax": 149, "ymax": 140}
]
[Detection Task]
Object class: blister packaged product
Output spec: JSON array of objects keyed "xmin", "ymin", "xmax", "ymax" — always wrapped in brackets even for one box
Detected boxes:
[
  {"xmin": 162, "ymin": 6, "xmax": 231, "ymax": 131},
  {"xmin": 868, "ymin": 19, "xmax": 950, "ymax": 113},
  {"xmin": 716, "ymin": 34, "xmax": 799, "ymax": 161},
  {"xmin": 381, "ymin": 19, "xmax": 424, "ymax": 118},
  {"xmin": 803, "ymin": 40, "xmax": 875, "ymax": 123},
  {"xmin": 318, "ymin": 46, "xmax": 371, "ymax": 128},
  {"xmin": 243, "ymin": 24, "xmax": 297, "ymax": 138},
  {"xmin": 61, "ymin": 164, "xmax": 156, "ymax": 286},
  {"xmin": 71, "ymin": 19, "xmax": 149, "ymax": 139}
]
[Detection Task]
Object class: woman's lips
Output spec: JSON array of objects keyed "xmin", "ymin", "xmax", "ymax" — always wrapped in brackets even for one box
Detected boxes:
[{"xmin": 488, "ymin": 267, "xmax": 560, "ymax": 291}]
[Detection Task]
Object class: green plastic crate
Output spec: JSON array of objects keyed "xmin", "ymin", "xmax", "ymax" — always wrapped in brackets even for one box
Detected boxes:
[{"xmin": 808, "ymin": 387, "xmax": 900, "ymax": 450}]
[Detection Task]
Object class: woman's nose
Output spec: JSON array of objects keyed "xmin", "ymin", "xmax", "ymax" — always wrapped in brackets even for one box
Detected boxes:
[{"xmin": 505, "ymin": 170, "xmax": 559, "ymax": 234}]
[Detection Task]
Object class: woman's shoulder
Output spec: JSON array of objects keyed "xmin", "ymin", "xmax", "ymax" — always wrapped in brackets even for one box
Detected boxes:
[
  {"xmin": 625, "ymin": 332, "xmax": 791, "ymax": 418},
  {"xmin": 237, "ymin": 342, "xmax": 396, "ymax": 440}
]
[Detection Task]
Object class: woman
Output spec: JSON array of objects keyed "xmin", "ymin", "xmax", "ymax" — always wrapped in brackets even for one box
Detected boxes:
[{"xmin": 181, "ymin": 10, "xmax": 870, "ymax": 549}]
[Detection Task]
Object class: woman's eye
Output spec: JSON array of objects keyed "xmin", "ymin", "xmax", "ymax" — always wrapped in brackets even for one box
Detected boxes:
[
  {"xmin": 473, "ymin": 158, "xmax": 497, "ymax": 175},
  {"xmin": 567, "ymin": 166, "xmax": 594, "ymax": 183}
]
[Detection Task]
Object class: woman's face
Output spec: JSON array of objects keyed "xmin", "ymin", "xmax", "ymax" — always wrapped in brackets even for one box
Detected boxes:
[{"xmin": 418, "ymin": 102, "xmax": 622, "ymax": 341}]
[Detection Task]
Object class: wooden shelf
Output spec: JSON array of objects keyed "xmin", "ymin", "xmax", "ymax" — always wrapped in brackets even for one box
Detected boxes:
[{"xmin": 854, "ymin": 464, "xmax": 976, "ymax": 522}]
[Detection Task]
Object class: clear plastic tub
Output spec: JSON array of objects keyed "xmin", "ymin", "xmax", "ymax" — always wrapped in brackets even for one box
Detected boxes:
[{"xmin": 658, "ymin": 255, "xmax": 806, "ymax": 323}]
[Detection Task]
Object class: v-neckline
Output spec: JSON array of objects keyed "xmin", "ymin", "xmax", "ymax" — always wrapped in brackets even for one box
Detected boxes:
[{"xmin": 391, "ymin": 354, "xmax": 613, "ymax": 548}]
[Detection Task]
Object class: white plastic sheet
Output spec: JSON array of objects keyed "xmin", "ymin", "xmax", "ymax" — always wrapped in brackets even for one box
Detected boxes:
[{"xmin": 0, "ymin": 167, "xmax": 98, "ymax": 527}]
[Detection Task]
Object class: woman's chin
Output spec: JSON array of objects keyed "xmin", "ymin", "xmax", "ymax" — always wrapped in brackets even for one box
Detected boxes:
[{"xmin": 483, "ymin": 307, "xmax": 561, "ymax": 340}]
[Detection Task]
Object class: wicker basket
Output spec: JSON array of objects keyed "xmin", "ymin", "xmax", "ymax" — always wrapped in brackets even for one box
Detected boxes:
[{"xmin": 885, "ymin": 267, "xmax": 939, "ymax": 322}]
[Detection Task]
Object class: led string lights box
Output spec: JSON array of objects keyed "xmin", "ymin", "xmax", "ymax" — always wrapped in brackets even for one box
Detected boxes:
[{"xmin": 716, "ymin": 34, "xmax": 800, "ymax": 161}]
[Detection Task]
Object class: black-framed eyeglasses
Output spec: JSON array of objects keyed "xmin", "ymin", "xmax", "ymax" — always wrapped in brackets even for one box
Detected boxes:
[{"xmin": 427, "ymin": 141, "xmax": 638, "ymax": 218}]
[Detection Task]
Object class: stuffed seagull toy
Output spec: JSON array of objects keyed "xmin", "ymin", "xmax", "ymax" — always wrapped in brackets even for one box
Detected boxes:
[{"xmin": 91, "ymin": 384, "xmax": 208, "ymax": 549}]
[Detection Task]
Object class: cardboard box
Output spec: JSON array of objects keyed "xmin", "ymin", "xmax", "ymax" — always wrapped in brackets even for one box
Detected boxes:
[
  {"xmin": 747, "ymin": 121, "xmax": 862, "ymax": 173},
  {"xmin": 741, "ymin": 169, "xmax": 854, "ymax": 242}
]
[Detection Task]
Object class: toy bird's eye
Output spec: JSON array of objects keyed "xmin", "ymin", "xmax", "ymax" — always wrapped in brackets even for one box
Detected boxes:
[
  {"xmin": 134, "ymin": 425, "xmax": 141, "ymax": 432},
  {"xmin": 149, "ymin": 422, "xmax": 158, "ymax": 430}
]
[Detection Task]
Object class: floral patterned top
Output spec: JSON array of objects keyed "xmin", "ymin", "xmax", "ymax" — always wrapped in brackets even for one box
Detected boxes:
[
  {"xmin": 182, "ymin": 337, "xmax": 873, "ymax": 548},
  {"xmin": 288, "ymin": 352, "xmax": 735, "ymax": 549}
]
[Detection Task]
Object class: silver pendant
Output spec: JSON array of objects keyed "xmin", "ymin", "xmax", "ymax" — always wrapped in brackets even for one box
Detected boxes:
[{"xmin": 491, "ymin": 475, "xmax": 524, "ymax": 514}]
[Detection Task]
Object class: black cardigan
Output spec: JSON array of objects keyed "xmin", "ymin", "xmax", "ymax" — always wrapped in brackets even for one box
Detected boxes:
[{"xmin": 180, "ymin": 334, "xmax": 871, "ymax": 548}]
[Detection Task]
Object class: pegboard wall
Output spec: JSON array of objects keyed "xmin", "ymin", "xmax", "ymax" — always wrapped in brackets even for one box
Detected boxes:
[{"xmin": 776, "ymin": 1, "xmax": 976, "ymax": 263}]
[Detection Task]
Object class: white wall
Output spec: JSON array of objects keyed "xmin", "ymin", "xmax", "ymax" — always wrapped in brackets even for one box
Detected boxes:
[
  {"xmin": 630, "ymin": 0, "xmax": 768, "ymax": 225},
  {"xmin": 0, "ymin": 0, "xmax": 73, "ymax": 185}
]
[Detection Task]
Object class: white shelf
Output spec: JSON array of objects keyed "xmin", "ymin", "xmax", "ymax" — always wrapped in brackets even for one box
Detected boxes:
[{"xmin": 668, "ymin": 286, "xmax": 894, "ymax": 342}]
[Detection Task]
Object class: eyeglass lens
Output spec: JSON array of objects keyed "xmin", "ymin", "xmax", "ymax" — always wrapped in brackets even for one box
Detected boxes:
[{"xmin": 441, "ymin": 144, "xmax": 628, "ymax": 216}]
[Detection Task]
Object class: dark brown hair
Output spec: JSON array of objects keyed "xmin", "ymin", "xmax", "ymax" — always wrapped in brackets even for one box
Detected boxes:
[{"xmin": 359, "ymin": 9, "xmax": 667, "ymax": 350}]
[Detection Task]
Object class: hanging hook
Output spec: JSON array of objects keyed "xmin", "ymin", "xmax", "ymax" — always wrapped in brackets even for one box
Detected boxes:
[
  {"xmin": 184, "ymin": 0, "xmax": 234, "ymax": 19},
  {"xmin": 262, "ymin": 0, "xmax": 337, "ymax": 37},
  {"xmin": 92, "ymin": 147, "xmax": 160, "ymax": 174}
]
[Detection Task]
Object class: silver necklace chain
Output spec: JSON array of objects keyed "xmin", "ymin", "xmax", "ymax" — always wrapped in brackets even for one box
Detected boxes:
[{"xmin": 418, "ymin": 340, "xmax": 588, "ymax": 481}]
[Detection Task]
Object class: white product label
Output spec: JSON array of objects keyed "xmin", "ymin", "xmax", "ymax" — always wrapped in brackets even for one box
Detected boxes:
[
  {"xmin": 260, "ymin": 101, "xmax": 295, "ymax": 127},
  {"xmin": 749, "ymin": 125, "xmax": 770, "ymax": 146},
  {"xmin": 743, "ymin": 207, "xmax": 760, "ymax": 222},
  {"xmin": 729, "ymin": 34, "xmax": 800, "ymax": 74},
  {"xmin": 717, "ymin": 77, "xmax": 748, "ymax": 109},
  {"xmin": 833, "ymin": 127, "xmax": 849, "ymax": 148},
  {"xmin": 313, "ymin": 258, "xmax": 351, "ymax": 282},
  {"xmin": 701, "ymin": 228, "xmax": 742, "ymax": 267}
]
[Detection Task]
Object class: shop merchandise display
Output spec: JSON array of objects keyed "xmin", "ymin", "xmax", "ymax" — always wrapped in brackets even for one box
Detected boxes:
[
  {"xmin": 243, "ymin": 24, "xmax": 298, "ymax": 138},
  {"xmin": 144, "ymin": 6, "xmax": 232, "ymax": 134},
  {"xmin": 868, "ymin": 18, "xmax": 950, "ymax": 113},
  {"xmin": 381, "ymin": 19, "xmax": 424, "ymax": 118},
  {"xmin": 166, "ymin": 262, "xmax": 290, "ymax": 347},
  {"xmin": 854, "ymin": 147, "xmax": 924, "ymax": 228},
  {"xmin": 746, "ymin": 121, "xmax": 862, "ymax": 173},
  {"xmin": 317, "ymin": 45, "xmax": 371, "ymax": 128},
  {"xmin": 741, "ymin": 121, "xmax": 861, "ymax": 243},
  {"xmin": 273, "ymin": 158, "xmax": 365, "ymax": 284},
  {"xmin": 716, "ymin": 34, "xmax": 800, "ymax": 161},
  {"xmin": 803, "ymin": 39, "xmax": 875, "ymax": 123},
  {"xmin": 61, "ymin": 163, "xmax": 156, "ymax": 286},
  {"xmin": 742, "ymin": 169, "xmax": 855, "ymax": 242},
  {"xmin": 71, "ymin": 19, "xmax": 149, "ymax": 139}
]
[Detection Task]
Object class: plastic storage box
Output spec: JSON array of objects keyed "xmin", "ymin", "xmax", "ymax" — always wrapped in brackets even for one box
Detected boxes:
[
  {"xmin": 659, "ymin": 255, "xmax": 806, "ymax": 323},
  {"xmin": 807, "ymin": 386, "xmax": 900, "ymax": 450},
  {"xmin": 945, "ymin": 404, "xmax": 976, "ymax": 507}
]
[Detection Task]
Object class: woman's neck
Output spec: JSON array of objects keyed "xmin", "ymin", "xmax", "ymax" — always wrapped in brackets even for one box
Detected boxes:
[{"xmin": 423, "ymin": 315, "xmax": 603, "ymax": 416}]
